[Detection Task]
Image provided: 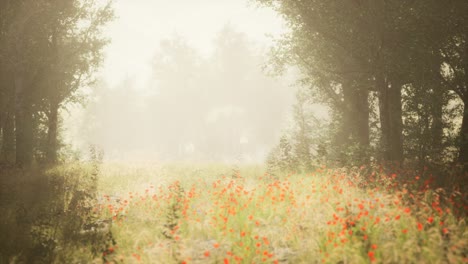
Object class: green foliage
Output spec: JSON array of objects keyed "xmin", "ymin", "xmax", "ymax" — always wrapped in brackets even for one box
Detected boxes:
[
  {"xmin": 402, "ymin": 86, "xmax": 462, "ymax": 167},
  {"xmin": 0, "ymin": 159, "xmax": 114, "ymax": 263},
  {"xmin": 257, "ymin": 0, "xmax": 468, "ymax": 175},
  {"xmin": 266, "ymin": 135, "xmax": 298, "ymax": 175},
  {"xmin": 161, "ymin": 181, "xmax": 185, "ymax": 263},
  {"xmin": 0, "ymin": 0, "xmax": 114, "ymax": 166}
]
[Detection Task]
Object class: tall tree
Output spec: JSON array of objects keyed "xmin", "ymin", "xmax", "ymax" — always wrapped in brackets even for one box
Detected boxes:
[
  {"xmin": 0, "ymin": 0, "xmax": 113, "ymax": 166},
  {"xmin": 257, "ymin": 0, "xmax": 468, "ymax": 167}
]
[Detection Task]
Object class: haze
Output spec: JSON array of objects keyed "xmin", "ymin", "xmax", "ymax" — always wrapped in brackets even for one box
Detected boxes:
[{"xmin": 65, "ymin": 0, "xmax": 296, "ymax": 162}]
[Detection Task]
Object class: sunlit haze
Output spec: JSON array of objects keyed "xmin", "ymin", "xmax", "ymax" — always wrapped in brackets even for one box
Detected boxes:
[
  {"xmin": 64, "ymin": 0, "xmax": 298, "ymax": 162},
  {"xmin": 103, "ymin": 0, "xmax": 287, "ymax": 87}
]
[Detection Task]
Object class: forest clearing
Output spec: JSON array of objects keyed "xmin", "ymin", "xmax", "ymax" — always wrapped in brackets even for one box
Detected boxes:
[
  {"xmin": 2, "ymin": 162, "xmax": 466, "ymax": 263},
  {"xmin": 2, "ymin": 0, "xmax": 468, "ymax": 263}
]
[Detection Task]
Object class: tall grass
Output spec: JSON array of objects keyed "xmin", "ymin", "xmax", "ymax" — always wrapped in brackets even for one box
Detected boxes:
[
  {"xmin": 95, "ymin": 163, "xmax": 467, "ymax": 264},
  {"xmin": 0, "ymin": 162, "xmax": 114, "ymax": 263}
]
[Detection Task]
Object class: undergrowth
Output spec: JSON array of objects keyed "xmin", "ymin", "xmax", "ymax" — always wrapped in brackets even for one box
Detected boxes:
[{"xmin": 1, "ymin": 162, "xmax": 466, "ymax": 263}]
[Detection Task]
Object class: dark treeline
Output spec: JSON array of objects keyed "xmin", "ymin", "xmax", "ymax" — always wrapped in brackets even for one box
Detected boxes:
[
  {"xmin": 260, "ymin": 0, "xmax": 468, "ymax": 180},
  {"xmin": 0, "ymin": 0, "xmax": 113, "ymax": 167}
]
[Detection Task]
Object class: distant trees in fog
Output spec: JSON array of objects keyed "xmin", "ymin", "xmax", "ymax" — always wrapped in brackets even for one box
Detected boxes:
[{"xmin": 83, "ymin": 25, "xmax": 293, "ymax": 162}]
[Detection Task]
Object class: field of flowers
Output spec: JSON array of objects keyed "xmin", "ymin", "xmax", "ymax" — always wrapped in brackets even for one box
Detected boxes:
[{"xmin": 96, "ymin": 163, "xmax": 467, "ymax": 264}]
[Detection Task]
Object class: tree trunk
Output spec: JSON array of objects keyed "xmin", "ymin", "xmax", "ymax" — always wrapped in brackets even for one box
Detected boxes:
[
  {"xmin": 14, "ymin": 75, "xmax": 33, "ymax": 167},
  {"xmin": 1, "ymin": 72, "xmax": 16, "ymax": 164},
  {"xmin": 1, "ymin": 112, "xmax": 15, "ymax": 163},
  {"xmin": 46, "ymin": 101, "xmax": 59, "ymax": 163},
  {"xmin": 431, "ymin": 89, "xmax": 444, "ymax": 161},
  {"xmin": 378, "ymin": 75, "xmax": 403, "ymax": 164},
  {"xmin": 340, "ymin": 79, "xmax": 370, "ymax": 165},
  {"xmin": 458, "ymin": 61, "xmax": 468, "ymax": 171},
  {"xmin": 343, "ymin": 80, "xmax": 370, "ymax": 146},
  {"xmin": 458, "ymin": 100, "xmax": 468, "ymax": 165}
]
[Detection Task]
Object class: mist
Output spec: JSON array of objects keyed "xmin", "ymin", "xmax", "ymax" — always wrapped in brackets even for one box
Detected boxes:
[
  {"xmin": 2, "ymin": 1, "xmax": 468, "ymax": 263},
  {"xmin": 57, "ymin": 0, "xmax": 296, "ymax": 163},
  {"xmin": 66, "ymin": 31, "xmax": 295, "ymax": 162}
]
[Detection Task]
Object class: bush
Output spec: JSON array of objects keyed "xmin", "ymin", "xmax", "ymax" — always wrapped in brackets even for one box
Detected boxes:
[{"xmin": 0, "ymin": 161, "xmax": 115, "ymax": 263}]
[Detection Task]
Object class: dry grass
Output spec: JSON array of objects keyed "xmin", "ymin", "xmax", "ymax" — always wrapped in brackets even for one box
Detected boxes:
[{"xmin": 95, "ymin": 163, "xmax": 467, "ymax": 264}]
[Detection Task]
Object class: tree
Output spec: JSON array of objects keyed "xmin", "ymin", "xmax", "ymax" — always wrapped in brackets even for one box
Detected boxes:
[
  {"xmin": 257, "ymin": 0, "xmax": 468, "ymax": 170},
  {"xmin": 0, "ymin": 0, "xmax": 113, "ymax": 166},
  {"xmin": 436, "ymin": 1, "xmax": 468, "ymax": 168}
]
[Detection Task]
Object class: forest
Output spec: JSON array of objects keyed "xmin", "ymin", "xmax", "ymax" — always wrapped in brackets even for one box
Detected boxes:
[{"xmin": 0, "ymin": 0, "xmax": 467, "ymax": 263}]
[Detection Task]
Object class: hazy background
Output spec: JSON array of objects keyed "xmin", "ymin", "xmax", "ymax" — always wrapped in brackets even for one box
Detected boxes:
[{"xmin": 63, "ymin": 0, "xmax": 297, "ymax": 162}]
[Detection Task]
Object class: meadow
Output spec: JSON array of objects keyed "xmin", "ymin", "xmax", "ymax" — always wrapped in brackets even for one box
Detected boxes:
[{"xmin": 92, "ymin": 163, "xmax": 466, "ymax": 264}]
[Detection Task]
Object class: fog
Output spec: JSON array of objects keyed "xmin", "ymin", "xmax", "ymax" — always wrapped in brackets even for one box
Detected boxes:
[{"xmin": 63, "ymin": 0, "xmax": 297, "ymax": 162}]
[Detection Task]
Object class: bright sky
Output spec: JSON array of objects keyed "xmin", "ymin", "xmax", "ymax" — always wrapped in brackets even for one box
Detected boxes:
[{"xmin": 102, "ymin": 0, "xmax": 287, "ymax": 87}]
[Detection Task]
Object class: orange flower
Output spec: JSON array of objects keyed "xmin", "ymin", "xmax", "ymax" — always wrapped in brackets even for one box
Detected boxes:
[
  {"xmin": 213, "ymin": 243, "xmax": 220, "ymax": 248},
  {"xmin": 402, "ymin": 229, "xmax": 408, "ymax": 234},
  {"xmin": 371, "ymin": 244, "xmax": 378, "ymax": 250},
  {"xmin": 427, "ymin": 216, "xmax": 434, "ymax": 224},
  {"xmin": 132, "ymin": 253, "xmax": 141, "ymax": 262},
  {"xmin": 417, "ymin": 222, "xmax": 423, "ymax": 231},
  {"xmin": 204, "ymin": 251, "xmax": 210, "ymax": 257},
  {"xmin": 368, "ymin": 251, "xmax": 375, "ymax": 262}
]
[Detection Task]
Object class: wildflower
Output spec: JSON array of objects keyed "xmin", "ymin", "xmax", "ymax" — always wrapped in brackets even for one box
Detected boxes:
[
  {"xmin": 374, "ymin": 217, "xmax": 380, "ymax": 224},
  {"xmin": 224, "ymin": 258, "xmax": 229, "ymax": 264},
  {"xmin": 427, "ymin": 216, "xmax": 434, "ymax": 224},
  {"xmin": 371, "ymin": 244, "xmax": 378, "ymax": 250},
  {"xmin": 204, "ymin": 251, "xmax": 210, "ymax": 257},
  {"xmin": 402, "ymin": 229, "xmax": 408, "ymax": 234},
  {"xmin": 417, "ymin": 222, "xmax": 423, "ymax": 231},
  {"xmin": 395, "ymin": 215, "xmax": 401, "ymax": 220},
  {"xmin": 132, "ymin": 253, "xmax": 141, "ymax": 262},
  {"xmin": 214, "ymin": 243, "xmax": 220, "ymax": 248},
  {"xmin": 368, "ymin": 251, "xmax": 375, "ymax": 262}
]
